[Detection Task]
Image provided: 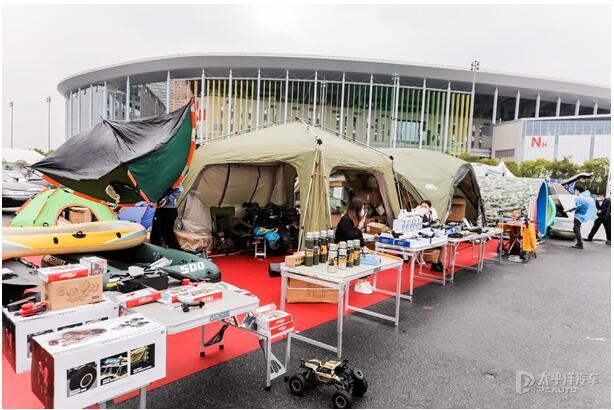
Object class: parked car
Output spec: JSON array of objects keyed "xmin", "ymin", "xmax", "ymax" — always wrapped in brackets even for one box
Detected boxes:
[
  {"xmin": 2, "ymin": 170, "xmax": 44, "ymax": 213},
  {"xmin": 548, "ymin": 173, "xmax": 594, "ymax": 239}
]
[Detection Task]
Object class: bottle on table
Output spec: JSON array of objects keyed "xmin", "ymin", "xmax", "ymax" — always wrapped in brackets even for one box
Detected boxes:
[
  {"xmin": 320, "ymin": 230, "xmax": 328, "ymax": 264},
  {"xmin": 346, "ymin": 239, "xmax": 354, "ymax": 268},
  {"xmin": 353, "ymin": 239, "xmax": 361, "ymax": 266},
  {"xmin": 305, "ymin": 232, "xmax": 314, "ymax": 267},
  {"xmin": 327, "ymin": 243, "xmax": 338, "ymax": 273},
  {"xmin": 338, "ymin": 241, "xmax": 347, "ymax": 270},
  {"xmin": 313, "ymin": 231, "xmax": 320, "ymax": 266}
]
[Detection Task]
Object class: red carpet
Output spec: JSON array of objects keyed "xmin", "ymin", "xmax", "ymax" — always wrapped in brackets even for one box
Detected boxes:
[{"xmin": 3, "ymin": 241, "xmax": 499, "ymax": 409}]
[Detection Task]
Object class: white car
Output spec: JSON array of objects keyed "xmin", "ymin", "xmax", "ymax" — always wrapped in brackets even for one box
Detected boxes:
[{"xmin": 548, "ymin": 173, "xmax": 594, "ymax": 239}]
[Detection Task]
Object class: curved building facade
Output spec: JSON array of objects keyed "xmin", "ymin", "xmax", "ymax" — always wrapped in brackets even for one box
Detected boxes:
[{"xmin": 58, "ymin": 54, "xmax": 611, "ymax": 157}]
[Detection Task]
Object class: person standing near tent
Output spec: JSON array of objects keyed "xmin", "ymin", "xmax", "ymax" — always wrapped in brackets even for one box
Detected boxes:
[
  {"xmin": 586, "ymin": 192, "xmax": 611, "ymax": 245},
  {"xmin": 567, "ymin": 185, "xmax": 597, "ymax": 249},
  {"xmin": 335, "ymin": 197, "xmax": 371, "ymax": 294},
  {"xmin": 413, "ymin": 200, "xmax": 445, "ymax": 272},
  {"xmin": 151, "ymin": 184, "xmax": 183, "ymax": 250}
]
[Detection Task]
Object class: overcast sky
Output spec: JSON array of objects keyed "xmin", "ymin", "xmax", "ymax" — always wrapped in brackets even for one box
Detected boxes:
[{"xmin": 2, "ymin": 3, "xmax": 611, "ymax": 150}]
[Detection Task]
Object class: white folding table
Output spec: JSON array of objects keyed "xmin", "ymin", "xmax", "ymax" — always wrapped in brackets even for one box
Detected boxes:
[
  {"xmin": 280, "ymin": 254, "xmax": 403, "ymax": 358},
  {"xmin": 375, "ymin": 239, "xmax": 449, "ymax": 293},
  {"xmin": 446, "ymin": 228, "xmax": 504, "ymax": 279},
  {"xmin": 106, "ymin": 286, "xmax": 291, "ymax": 391}
]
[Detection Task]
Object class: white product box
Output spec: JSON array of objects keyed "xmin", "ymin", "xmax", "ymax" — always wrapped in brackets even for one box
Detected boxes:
[
  {"xmin": 255, "ymin": 310, "xmax": 293, "ymax": 332},
  {"xmin": 2, "ymin": 299, "xmax": 119, "ymax": 374},
  {"xmin": 30, "ymin": 313, "xmax": 166, "ymax": 409},
  {"xmin": 37, "ymin": 264, "xmax": 89, "ymax": 283},
  {"xmin": 116, "ymin": 288, "xmax": 162, "ymax": 308},
  {"xmin": 78, "ymin": 257, "xmax": 107, "ymax": 276}
]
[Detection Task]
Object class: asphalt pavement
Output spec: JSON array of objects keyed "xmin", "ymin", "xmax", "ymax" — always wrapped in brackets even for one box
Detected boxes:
[{"xmin": 117, "ymin": 237, "xmax": 611, "ymax": 409}]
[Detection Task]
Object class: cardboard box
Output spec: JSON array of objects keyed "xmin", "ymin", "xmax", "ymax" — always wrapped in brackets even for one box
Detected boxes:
[
  {"xmin": 367, "ymin": 222, "xmax": 390, "ymax": 235},
  {"xmin": 284, "ymin": 253, "xmax": 304, "ymax": 267},
  {"xmin": 331, "ymin": 213, "xmax": 343, "ymax": 228},
  {"xmin": 158, "ymin": 285, "xmax": 197, "ymax": 305},
  {"xmin": 38, "ymin": 264, "xmax": 89, "ymax": 284},
  {"xmin": 255, "ymin": 310, "xmax": 293, "ymax": 332},
  {"xmin": 116, "ymin": 288, "xmax": 162, "ymax": 308},
  {"xmin": 285, "ymin": 279, "xmax": 338, "ymax": 304},
  {"xmin": 423, "ymin": 249, "xmax": 441, "ymax": 263},
  {"xmin": 42, "ymin": 275, "xmax": 103, "ymax": 311},
  {"xmin": 448, "ymin": 197, "xmax": 467, "ymax": 222},
  {"xmin": 174, "ymin": 230, "xmax": 213, "ymax": 253},
  {"xmin": 68, "ymin": 207, "xmax": 92, "ymax": 224},
  {"xmin": 79, "ymin": 257, "xmax": 107, "ymax": 277},
  {"xmin": 176, "ymin": 287, "xmax": 222, "ymax": 304},
  {"xmin": 30, "ymin": 313, "xmax": 166, "ymax": 409},
  {"xmin": 267, "ymin": 320, "xmax": 294, "ymax": 337},
  {"xmin": 2, "ymin": 299, "xmax": 118, "ymax": 374}
]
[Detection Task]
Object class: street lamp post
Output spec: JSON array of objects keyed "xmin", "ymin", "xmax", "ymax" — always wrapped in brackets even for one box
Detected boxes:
[
  {"xmin": 46, "ymin": 97, "xmax": 51, "ymax": 151},
  {"xmin": 468, "ymin": 59, "xmax": 480, "ymax": 152},
  {"xmin": 9, "ymin": 101, "xmax": 14, "ymax": 148}
]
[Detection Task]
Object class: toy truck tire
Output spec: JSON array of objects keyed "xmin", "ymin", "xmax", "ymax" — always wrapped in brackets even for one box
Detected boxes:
[
  {"xmin": 288, "ymin": 373, "xmax": 308, "ymax": 396},
  {"xmin": 351, "ymin": 368, "xmax": 368, "ymax": 396},
  {"xmin": 332, "ymin": 389, "xmax": 352, "ymax": 409}
]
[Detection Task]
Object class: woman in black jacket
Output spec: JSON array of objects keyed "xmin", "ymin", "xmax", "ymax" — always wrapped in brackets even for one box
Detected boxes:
[{"xmin": 335, "ymin": 197, "xmax": 371, "ymax": 294}]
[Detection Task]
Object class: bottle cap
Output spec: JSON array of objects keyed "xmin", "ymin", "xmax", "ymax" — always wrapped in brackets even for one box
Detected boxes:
[
  {"xmin": 306, "ymin": 232, "xmax": 314, "ymax": 239},
  {"xmin": 320, "ymin": 230, "xmax": 327, "ymax": 237}
]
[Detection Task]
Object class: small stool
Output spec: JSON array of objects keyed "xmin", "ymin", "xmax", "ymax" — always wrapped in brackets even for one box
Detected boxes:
[{"xmin": 253, "ymin": 237, "xmax": 267, "ymax": 259}]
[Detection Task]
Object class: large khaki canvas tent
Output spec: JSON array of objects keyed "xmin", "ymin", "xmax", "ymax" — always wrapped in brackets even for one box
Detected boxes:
[
  {"xmin": 178, "ymin": 121, "xmax": 400, "ymax": 248},
  {"xmin": 381, "ymin": 148, "xmax": 484, "ymax": 223}
]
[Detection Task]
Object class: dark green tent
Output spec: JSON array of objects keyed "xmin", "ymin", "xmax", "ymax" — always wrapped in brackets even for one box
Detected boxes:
[{"xmin": 32, "ymin": 101, "xmax": 195, "ymax": 205}]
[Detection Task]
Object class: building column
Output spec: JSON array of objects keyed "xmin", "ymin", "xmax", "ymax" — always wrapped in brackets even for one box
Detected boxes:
[
  {"xmin": 284, "ymin": 70, "xmax": 289, "ymax": 123},
  {"xmin": 200, "ymin": 69, "xmax": 205, "ymax": 143},
  {"xmin": 391, "ymin": 75, "xmax": 400, "ymax": 148},
  {"xmin": 535, "ymin": 93, "xmax": 540, "ymax": 118},
  {"xmin": 88, "ymin": 84, "xmax": 93, "ymax": 127},
  {"xmin": 555, "ymin": 96, "xmax": 561, "ymax": 117},
  {"xmin": 419, "ymin": 79, "xmax": 426, "ymax": 149},
  {"xmin": 575, "ymin": 99, "xmax": 580, "ymax": 116},
  {"xmin": 443, "ymin": 82, "xmax": 451, "ymax": 151},
  {"xmin": 166, "ymin": 71, "xmax": 171, "ymax": 114},
  {"xmin": 514, "ymin": 90, "xmax": 520, "ymax": 120},
  {"xmin": 227, "ymin": 69, "xmax": 233, "ymax": 137},
  {"xmin": 491, "ymin": 87, "xmax": 498, "ymax": 125},
  {"xmin": 312, "ymin": 71, "xmax": 318, "ymax": 126},
  {"xmin": 366, "ymin": 75, "xmax": 373, "ymax": 147},
  {"xmin": 256, "ymin": 69, "xmax": 261, "ymax": 127},
  {"xmin": 65, "ymin": 94, "xmax": 70, "ymax": 140},
  {"xmin": 125, "ymin": 77, "xmax": 131, "ymax": 120},
  {"xmin": 102, "ymin": 82, "xmax": 108, "ymax": 120},
  {"xmin": 593, "ymin": 102, "xmax": 598, "ymax": 115},
  {"xmin": 338, "ymin": 73, "xmax": 346, "ymax": 136},
  {"xmin": 77, "ymin": 88, "xmax": 81, "ymax": 132},
  {"xmin": 467, "ymin": 83, "xmax": 476, "ymax": 150}
]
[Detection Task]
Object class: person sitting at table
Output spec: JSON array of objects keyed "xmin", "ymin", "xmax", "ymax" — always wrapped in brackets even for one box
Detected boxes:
[
  {"xmin": 413, "ymin": 200, "xmax": 445, "ymax": 272},
  {"xmin": 335, "ymin": 197, "xmax": 370, "ymax": 294}
]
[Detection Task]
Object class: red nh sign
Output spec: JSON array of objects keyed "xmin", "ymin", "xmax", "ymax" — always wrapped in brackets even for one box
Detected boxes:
[{"xmin": 531, "ymin": 136, "xmax": 547, "ymax": 148}]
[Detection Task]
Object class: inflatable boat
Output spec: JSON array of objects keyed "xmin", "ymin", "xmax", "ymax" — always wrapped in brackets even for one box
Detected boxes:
[
  {"xmin": 2, "ymin": 220, "xmax": 146, "ymax": 260},
  {"xmin": 57, "ymin": 242, "xmax": 222, "ymax": 287}
]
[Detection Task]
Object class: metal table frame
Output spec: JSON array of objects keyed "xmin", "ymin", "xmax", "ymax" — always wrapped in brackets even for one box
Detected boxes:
[
  {"xmin": 100, "ymin": 386, "xmax": 147, "ymax": 409},
  {"xmin": 280, "ymin": 256, "xmax": 403, "ymax": 358},
  {"xmin": 446, "ymin": 229, "xmax": 505, "ymax": 280},
  {"xmin": 375, "ymin": 240, "xmax": 449, "ymax": 295},
  {"xmin": 108, "ymin": 287, "xmax": 290, "ymax": 393}
]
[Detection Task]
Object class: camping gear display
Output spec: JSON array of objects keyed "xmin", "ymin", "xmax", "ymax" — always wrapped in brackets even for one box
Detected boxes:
[
  {"xmin": 54, "ymin": 242, "xmax": 221, "ymax": 288},
  {"xmin": 2, "ymin": 221, "xmax": 146, "ymax": 260},
  {"xmin": 477, "ymin": 176, "xmax": 553, "ymax": 236},
  {"xmin": 9, "ymin": 188, "xmax": 117, "ymax": 228},
  {"xmin": 31, "ymin": 101, "xmax": 196, "ymax": 205},
  {"xmin": 2, "ymin": 298, "xmax": 118, "ymax": 374},
  {"xmin": 178, "ymin": 122, "xmax": 400, "ymax": 249},
  {"xmin": 30, "ymin": 314, "xmax": 165, "ymax": 409},
  {"xmin": 117, "ymin": 201, "xmax": 155, "ymax": 230},
  {"xmin": 382, "ymin": 148, "xmax": 484, "ymax": 225}
]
